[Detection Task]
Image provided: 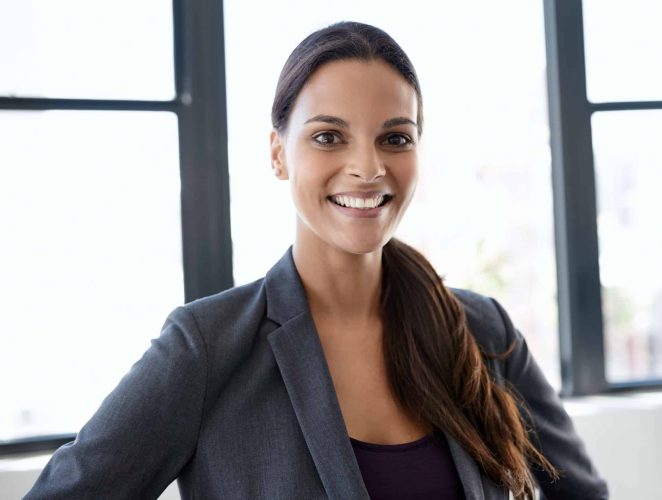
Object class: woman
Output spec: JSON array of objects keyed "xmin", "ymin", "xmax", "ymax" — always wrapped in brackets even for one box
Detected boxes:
[{"xmin": 25, "ymin": 21, "xmax": 608, "ymax": 500}]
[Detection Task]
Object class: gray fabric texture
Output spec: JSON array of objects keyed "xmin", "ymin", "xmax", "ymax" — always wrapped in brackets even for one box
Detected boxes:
[{"xmin": 24, "ymin": 246, "xmax": 608, "ymax": 500}]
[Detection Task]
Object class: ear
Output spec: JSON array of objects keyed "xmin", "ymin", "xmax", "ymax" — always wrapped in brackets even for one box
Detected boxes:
[{"xmin": 270, "ymin": 129, "xmax": 289, "ymax": 180}]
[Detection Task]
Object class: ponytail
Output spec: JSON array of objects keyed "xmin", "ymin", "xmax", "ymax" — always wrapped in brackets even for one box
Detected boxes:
[{"xmin": 381, "ymin": 238, "xmax": 559, "ymax": 499}]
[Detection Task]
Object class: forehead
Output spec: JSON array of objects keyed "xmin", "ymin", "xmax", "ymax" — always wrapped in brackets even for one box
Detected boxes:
[{"xmin": 289, "ymin": 59, "xmax": 418, "ymax": 126}]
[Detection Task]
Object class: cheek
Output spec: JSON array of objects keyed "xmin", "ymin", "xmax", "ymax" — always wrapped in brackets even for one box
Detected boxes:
[
  {"xmin": 288, "ymin": 150, "xmax": 335, "ymax": 206},
  {"xmin": 393, "ymin": 155, "xmax": 419, "ymax": 196},
  {"xmin": 290, "ymin": 149, "xmax": 335, "ymax": 188}
]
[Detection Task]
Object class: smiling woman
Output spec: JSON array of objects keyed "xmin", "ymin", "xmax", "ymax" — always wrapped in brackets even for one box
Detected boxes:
[{"xmin": 24, "ymin": 21, "xmax": 608, "ymax": 500}]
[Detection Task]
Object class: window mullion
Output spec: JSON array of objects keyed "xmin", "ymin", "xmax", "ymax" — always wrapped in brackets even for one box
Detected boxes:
[
  {"xmin": 173, "ymin": 0, "xmax": 234, "ymax": 302},
  {"xmin": 543, "ymin": 0, "xmax": 606, "ymax": 396}
]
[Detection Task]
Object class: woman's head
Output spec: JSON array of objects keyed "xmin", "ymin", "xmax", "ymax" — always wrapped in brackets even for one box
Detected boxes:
[
  {"xmin": 269, "ymin": 22, "xmax": 423, "ymax": 255},
  {"xmin": 271, "ymin": 21, "xmax": 423, "ymax": 136}
]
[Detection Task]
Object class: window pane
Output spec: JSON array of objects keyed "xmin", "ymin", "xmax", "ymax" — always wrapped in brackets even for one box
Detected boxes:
[
  {"xmin": 0, "ymin": 111, "xmax": 183, "ymax": 440},
  {"xmin": 593, "ymin": 111, "xmax": 662, "ymax": 382},
  {"xmin": 583, "ymin": 0, "xmax": 662, "ymax": 102},
  {"xmin": 225, "ymin": 1, "xmax": 559, "ymax": 387},
  {"xmin": 0, "ymin": 1, "xmax": 174, "ymax": 100}
]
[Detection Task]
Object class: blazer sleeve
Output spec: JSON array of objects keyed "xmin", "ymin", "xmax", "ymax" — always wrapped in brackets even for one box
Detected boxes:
[
  {"xmin": 490, "ymin": 297, "xmax": 609, "ymax": 500},
  {"xmin": 23, "ymin": 305, "xmax": 208, "ymax": 500}
]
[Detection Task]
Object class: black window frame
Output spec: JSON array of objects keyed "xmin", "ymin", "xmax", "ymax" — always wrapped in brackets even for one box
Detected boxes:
[
  {"xmin": 0, "ymin": 0, "xmax": 233, "ymax": 456},
  {"xmin": 2, "ymin": 0, "xmax": 661, "ymax": 458},
  {"xmin": 544, "ymin": 0, "xmax": 662, "ymax": 396}
]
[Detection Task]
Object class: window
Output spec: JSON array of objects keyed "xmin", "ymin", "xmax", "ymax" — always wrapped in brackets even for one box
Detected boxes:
[
  {"xmin": 583, "ymin": 0, "xmax": 662, "ymax": 102},
  {"xmin": 0, "ymin": 0, "xmax": 232, "ymax": 451},
  {"xmin": 0, "ymin": 0, "xmax": 175, "ymax": 100},
  {"xmin": 592, "ymin": 111, "xmax": 662, "ymax": 382},
  {"xmin": 0, "ymin": 111, "xmax": 182, "ymax": 441},
  {"xmin": 545, "ymin": 0, "xmax": 662, "ymax": 394},
  {"xmin": 584, "ymin": 0, "xmax": 662, "ymax": 383}
]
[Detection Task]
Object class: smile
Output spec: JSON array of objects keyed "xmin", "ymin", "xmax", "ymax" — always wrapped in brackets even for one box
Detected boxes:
[
  {"xmin": 329, "ymin": 194, "xmax": 390, "ymax": 209},
  {"xmin": 326, "ymin": 194, "xmax": 393, "ymax": 218}
]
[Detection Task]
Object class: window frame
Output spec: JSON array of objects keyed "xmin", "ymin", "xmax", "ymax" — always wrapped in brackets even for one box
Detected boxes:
[
  {"xmin": 0, "ymin": 0, "xmax": 233, "ymax": 456},
  {"xmin": 543, "ymin": 0, "xmax": 662, "ymax": 396}
]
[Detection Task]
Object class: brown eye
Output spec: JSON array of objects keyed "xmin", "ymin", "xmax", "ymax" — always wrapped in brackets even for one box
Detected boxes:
[
  {"xmin": 312, "ymin": 132, "xmax": 341, "ymax": 146},
  {"xmin": 383, "ymin": 134, "xmax": 413, "ymax": 147}
]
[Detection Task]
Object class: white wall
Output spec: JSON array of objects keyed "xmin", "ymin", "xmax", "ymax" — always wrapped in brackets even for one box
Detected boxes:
[
  {"xmin": 563, "ymin": 390, "xmax": 662, "ymax": 500},
  {"xmin": 2, "ymin": 391, "xmax": 661, "ymax": 499},
  {"xmin": 0, "ymin": 455, "xmax": 179, "ymax": 500}
]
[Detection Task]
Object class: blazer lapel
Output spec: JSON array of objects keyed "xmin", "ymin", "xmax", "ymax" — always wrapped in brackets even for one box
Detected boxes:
[
  {"xmin": 445, "ymin": 434, "xmax": 487, "ymax": 500},
  {"xmin": 265, "ymin": 247, "xmax": 370, "ymax": 500}
]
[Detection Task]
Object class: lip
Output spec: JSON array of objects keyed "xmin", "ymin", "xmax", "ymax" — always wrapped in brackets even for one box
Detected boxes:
[
  {"xmin": 327, "ymin": 195, "xmax": 393, "ymax": 219},
  {"xmin": 329, "ymin": 190, "xmax": 391, "ymax": 198}
]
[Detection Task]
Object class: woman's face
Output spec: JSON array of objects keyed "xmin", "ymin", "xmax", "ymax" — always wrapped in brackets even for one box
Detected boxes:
[{"xmin": 270, "ymin": 58, "xmax": 419, "ymax": 255}]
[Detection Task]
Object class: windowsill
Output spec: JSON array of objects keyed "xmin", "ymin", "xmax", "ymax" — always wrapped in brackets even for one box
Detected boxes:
[
  {"xmin": 563, "ymin": 388, "xmax": 662, "ymax": 417},
  {"xmin": 0, "ymin": 452, "xmax": 50, "ymax": 472}
]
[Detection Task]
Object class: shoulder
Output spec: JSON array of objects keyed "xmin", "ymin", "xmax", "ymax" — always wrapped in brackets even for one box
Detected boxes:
[
  {"xmin": 178, "ymin": 277, "xmax": 268, "ymax": 337},
  {"xmin": 184, "ymin": 276, "xmax": 266, "ymax": 318},
  {"xmin": 161, "ymin": 277, "xmax": 268, "ymax": 356},
  {"xmin": 448, "ymin": 286, "xmax": 514, "ymax": 358},
  {"xmin": 161, "ymin": 277, "xmax": 271, "ymax": 387}
]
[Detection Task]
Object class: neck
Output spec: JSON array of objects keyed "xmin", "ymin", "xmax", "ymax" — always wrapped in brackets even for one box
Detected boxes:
[{"xmin": 292, "ymin": 227, "xmax": 383, "ymax": 329}]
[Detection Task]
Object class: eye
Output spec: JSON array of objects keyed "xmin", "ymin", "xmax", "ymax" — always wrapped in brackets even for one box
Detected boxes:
[
  {"xmin": 382, "ymin": 133, "xmax": 414, "ymax": 147},
  {"xmin": 312, "ymin": 131, "xmax": 342, "ymax": 146}
]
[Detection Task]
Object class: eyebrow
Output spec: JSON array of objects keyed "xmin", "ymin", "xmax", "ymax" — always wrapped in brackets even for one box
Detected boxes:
[
  {"xmin": 304, "ymin": 114, "xmax": 349, "ymax": 128},
  {"xmin": 382, "ymin": 117, "xmax": 417, "ymax": 129},
  {"xmin": 304, "ymin": 114, "xmax": 417, "ymax": 130}
]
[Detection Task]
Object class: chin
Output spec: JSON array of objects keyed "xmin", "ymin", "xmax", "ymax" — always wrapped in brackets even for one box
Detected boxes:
[{"xmin": 332, "ymin": 233, "xmax": 389, "ymax": 256}]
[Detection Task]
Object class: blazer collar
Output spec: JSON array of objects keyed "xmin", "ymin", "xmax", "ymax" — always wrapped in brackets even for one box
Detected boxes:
[
  {"xmin": 265, "ymin": 246, "xmax": 369, "ymax": 499},
  {"xmin": 264, "ymin": 245, "xmax": 309, "ymax": 326},
  {"xmin": 264, "ymin": 246, "xmax": 498, "ymax": 500}
]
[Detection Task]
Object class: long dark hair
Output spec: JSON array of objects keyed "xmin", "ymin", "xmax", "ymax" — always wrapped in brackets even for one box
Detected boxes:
[{"xmin": 271, "ymin": 21, "xmax": 559, "ymax": 499}]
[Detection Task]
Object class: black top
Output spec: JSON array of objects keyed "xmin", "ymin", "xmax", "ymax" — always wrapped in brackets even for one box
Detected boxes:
[{"xmin": 350, "ymin": 431, "xmax": 465, "ymax": 500}]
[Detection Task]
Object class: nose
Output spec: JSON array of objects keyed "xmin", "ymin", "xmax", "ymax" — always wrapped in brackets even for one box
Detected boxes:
[{"xmin": 346, "ymin": 142, "xmax": 386, "ymax": 182}]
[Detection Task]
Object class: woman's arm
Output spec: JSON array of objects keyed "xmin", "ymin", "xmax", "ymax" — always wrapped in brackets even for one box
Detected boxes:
[
  {"xmin": 490, "ymin": 297, "xmax": 609, "ymax": 500},
  {"xmin": 23, "ymin": 305, "xmax": 208, "ymax": 499}
]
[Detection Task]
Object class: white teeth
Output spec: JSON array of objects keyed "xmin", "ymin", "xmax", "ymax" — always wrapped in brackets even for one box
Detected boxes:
[{"xmin": 331, "ymin": 194, "xmax": 386, "ymax": 209}]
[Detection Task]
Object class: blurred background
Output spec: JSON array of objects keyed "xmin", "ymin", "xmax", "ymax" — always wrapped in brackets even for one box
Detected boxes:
[{"xmin": 1, "ymin": 0, "xmax": 661, "ymax": 498}]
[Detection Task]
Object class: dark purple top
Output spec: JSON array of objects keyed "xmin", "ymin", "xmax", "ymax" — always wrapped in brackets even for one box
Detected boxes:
[{"xmin": 350, "ymin": 430, "xmax": 465, "ymax": 500}]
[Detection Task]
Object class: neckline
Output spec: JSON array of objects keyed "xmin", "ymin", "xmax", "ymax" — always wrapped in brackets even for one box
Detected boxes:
[{"xmin": 349, "ymin": 432, "xmax": 436, "ymax": 452}]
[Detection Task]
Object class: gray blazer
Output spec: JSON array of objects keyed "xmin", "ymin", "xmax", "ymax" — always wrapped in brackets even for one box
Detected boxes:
[{"xmin": 25, "ymin": 246, "xmax": 608, "ymax": 500}]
